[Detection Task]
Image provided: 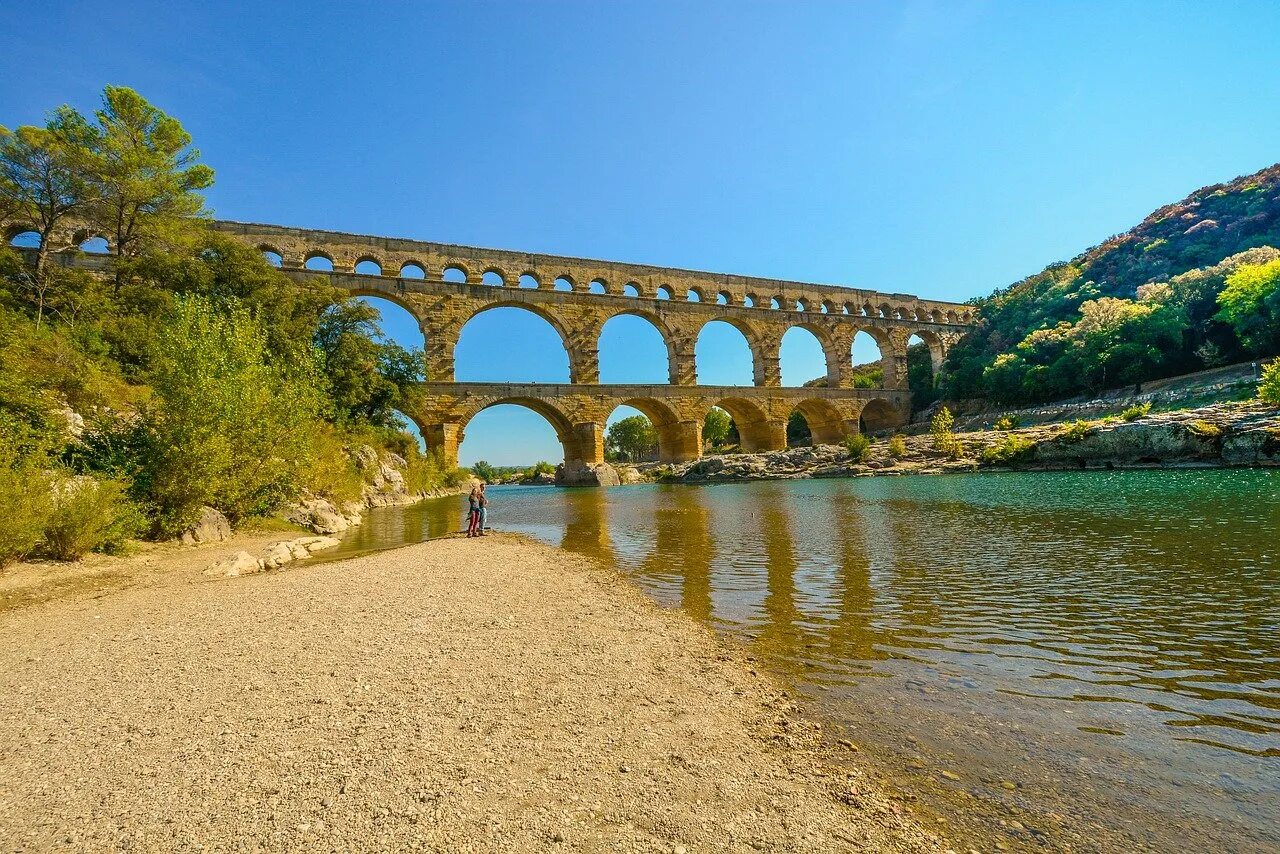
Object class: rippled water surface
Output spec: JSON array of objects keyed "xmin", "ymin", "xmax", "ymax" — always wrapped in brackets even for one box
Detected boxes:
[{"xmin": 327, "ymin": 470, "xmax": 1280, "ymax": 851}]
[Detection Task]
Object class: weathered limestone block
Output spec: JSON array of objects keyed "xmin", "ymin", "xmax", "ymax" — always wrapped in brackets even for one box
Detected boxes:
[
  {"xmin": 203, "ymin": 551, "xmax": 264, "ymax": 578},
  {"xmin": 179, "ymin": 506, "xmax": 232, "ymax": 546}
]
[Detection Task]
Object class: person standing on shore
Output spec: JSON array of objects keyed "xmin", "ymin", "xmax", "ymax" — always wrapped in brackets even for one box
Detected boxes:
[
  {"xmin": 466, "ymin": 485, "xmax": 481, "ymax": 537},
  {"xmin": 477, "ymin": 483, "xmax": 488, "ymax": 536}
]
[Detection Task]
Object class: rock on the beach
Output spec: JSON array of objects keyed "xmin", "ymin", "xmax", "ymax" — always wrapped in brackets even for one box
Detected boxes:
[
  {"xmin": 180, "ymin": 506, "xmax": 232, "ymax": 546},
  {"xmin": 203, "ymin": 551, "xmax": 263, "ymax": 578},
  {"xmin": 284, "ymin": 495, "xmax": 361, "ymax": 534}
]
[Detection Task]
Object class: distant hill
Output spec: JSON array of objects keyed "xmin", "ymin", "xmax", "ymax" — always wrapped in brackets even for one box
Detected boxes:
[{"xmin": 942, "ymin": 163, "xmax": 1280, "ymax": 403}]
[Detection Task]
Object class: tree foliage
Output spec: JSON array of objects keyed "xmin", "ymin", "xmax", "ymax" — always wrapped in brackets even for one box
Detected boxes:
[
  {"xmin": 606, "ymin": 415, "xmax": 657, "ymax": 462},
  {"xmin": 942, "ymin": 164, "xmax": 1280, "ymax": 403},
  {"xmin": 703, "ymin": 407, "xmax": 732, "ymax": 448}
]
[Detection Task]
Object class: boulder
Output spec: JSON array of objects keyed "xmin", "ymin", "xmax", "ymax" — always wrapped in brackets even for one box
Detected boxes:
[
  {"xmin": 180, "ymin": 506, "xmax": 232, "ymax": 546},
  {"xmin": 262, "ymin": 542, "xmax": 297, "ymax": 569},
  {"xmin": 284, "ymin": 496, "xmax": 359, "ymax": 534},
  {"xmin": 203, "ymin": 551, "xmax": 263, "ymax": 578}
]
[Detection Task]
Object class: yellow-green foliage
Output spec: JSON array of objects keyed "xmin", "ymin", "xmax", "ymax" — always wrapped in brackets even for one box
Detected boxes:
[
  {"xmin": 993, "ymin": 415, "xmax": 1021, "ymax": 431},
  {"xmin": 0, "ymin": 449, "xmax": 53, "ymax": 569},
  {"xmin": 1060, "ymin": 419, "xmax": 1094, "ymax": 442},
  {"xmin": 1261, "ymin": 359, "xmax": 1280, "ymax": 405},
  {"xmin": 41, "ymin": 476, "xmax": 143, "ymax": 560},
  {"xmin": 1120, "ymin": 402, "xmax": 1152, "ymax": 421},
  {"xmin": 980, "ymin": 434, "xmax": 1037, "ymax": 466},
  {"xmin": 844, "ymin": 433, "xmax": 872, "ymax": 462},
  {"xmin": 304, "ymin": 426, "xmax": 366, "ymax": 504},
  {"xmin": 1186, "ymin": 419, "xmax": 1222, "ymax": 439},
  {"xmin": 931, "ymin": 407, "xmax": 963, "ymax": 459},
  {"xmin": 887, "ymin": 434, "xmax": 907, "ymax": 459}
]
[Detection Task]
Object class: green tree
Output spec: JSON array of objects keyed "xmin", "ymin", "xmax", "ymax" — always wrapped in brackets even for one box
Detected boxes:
[
  {"xmin": 0, "ymin": 106, "xmax": 98, "ymax": 311},
  {"xmin": 313, "ymin": 299, "xmax": 423, "ymax": 426},
  {"xmin": 1216, "ymin": 258, "xmax": 1280, "ymax": 356},
  {"xmin": 703, "ymin": 407, "xmax": 732, "ymax": 448},
  {"xmin": 787, "ymin": 409, "xmax": 811, "ymax": 446},
  {"xmin": 130, "ymin": 296, "xmax": 324, "ymax": 533},
  {"xmin": 86, "ymin": 86, "xmax": 214, "ymax": 258},
  {"xmin": 606, "ymin": 415, "xmax": 657, "ymax": 462},
  {"xmin": 470, "ymin": 460, "xmax": 497, "ymax": 483},
  {"xmin": 1259, "ymin": 359, "xmax": 1280, "ymax": 405}
]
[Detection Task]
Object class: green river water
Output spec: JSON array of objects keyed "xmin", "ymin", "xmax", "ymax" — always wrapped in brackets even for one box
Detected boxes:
[{"xmin": 321, "ymin": 469, "xmax": 1279, "ymax": 852}]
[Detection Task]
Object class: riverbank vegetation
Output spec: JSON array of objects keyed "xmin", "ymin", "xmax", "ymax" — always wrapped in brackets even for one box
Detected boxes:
[
  {"xmin": 942, "ymin": 164, "xmax": 1280, "ymax": 404},
  {"xmin": 0, "ymin": 86, "xmax": 462, "ymax": 567}
]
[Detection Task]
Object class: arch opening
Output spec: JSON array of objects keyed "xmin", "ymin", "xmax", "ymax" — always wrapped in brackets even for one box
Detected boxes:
[
  {"xmin": 458, "ymin": 401, "xmax": 568, "ymax": 470},
  {"xmin": 711, "ymin": 398, "xmax": 774, "ymax": 453},
  {"xmin": 399, "ymin": 262, "xmax": 426, "ymax": 279},
  {"xmin": 589, "ymin": 278, "xmax": 608, "ymax": 295},
  {"xmin": 554, "ymin": 276, "xmax": 574, "ymax": 292},
  {"xmin": 860, "ymin": 398, "xmax": 900, "ymax": 435},
  {"xmin": 743, "ymin": 295, "xmax": 756, "ymax": 308},
  {"xmin": 790, "ymin": 399, "xmax": 847, "ymax": 446},
  {"xmin": 687, "ymin": 289, "xmax": 702, "ymax": 303},
  {"xmin": 696, "ymin": 320, "xmax": 756, "ymax": 386},
  {"xmin": 779, "ymin": 326, "xmax": 829, "ymax": 388},
  {"xmin": 455, "ymin": 305, "xmax": 571, "ymax": 383},
  {"xmin": 260, "ymin": 249, "xmax": 283, "ymax": 268},
  {"xmin": 352, "ymin": 295, "xmax": 427, "ymax": 352},
  {"xmin": 907, "ymin": 331, "xmax": 944, "ymax": 413},
  {"xmin": 716, "ymin": 291, "xmax": 730, "ymax": 305},
  {"xmin": 851, "ymin": 330, "xmax": 886, "ymax": 388},
  {"xmin": 442, "ymin": 265, "xmax": 467, "ymax": 283},
  {"xmin": 354, "ymin": 258, "xmax": 382, "ymax": 276},
  {"xmin": 599, "ymin": 312, "xmax": 671, "ymax": 384},
  {"xmin": 519, "ymin": 273, "xmax": 540, "ymax": 289},
  {"xmin": 9, "ymin": 230, "xmax": 41, "ymax": 249},
  {"xmin": 304, "ymin": 252, "xmax": 333, "ymax": 271},
  {"xmin": 482, "ymin": 270, "xmax": 505, "ymax": 286},
  {"xmin": 702, "ymin": 405, "xmax": 737, "ymax": 453},
  {"xmin": 623, "ymin": 282, "xmax": 640, "ymax": 297},
  {"xmin": 656, "ymin": 285, "xmax": 673, "ymax": 300},
  {"xmin": 80, "ymin": 236, "xmax": 110, "ymax": 254}
]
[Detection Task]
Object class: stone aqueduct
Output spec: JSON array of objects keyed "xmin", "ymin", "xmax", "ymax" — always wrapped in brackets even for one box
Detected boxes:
[{"xmin": 11, "ymin": 219, "xmax": 976, "ymax": 484}]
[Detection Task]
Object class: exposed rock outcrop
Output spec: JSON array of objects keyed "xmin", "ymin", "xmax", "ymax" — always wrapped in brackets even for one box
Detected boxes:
[
  {"xmin": 203, "ymin": 536, "xmax": 341, "ymax": 579},
  {"xmin": 178, "ymin": 506, "xmax": 232, "ymax": 546}
]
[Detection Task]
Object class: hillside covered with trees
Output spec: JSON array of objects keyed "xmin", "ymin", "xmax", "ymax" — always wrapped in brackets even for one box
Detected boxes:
[
  {"xmin": 941, "ymin": 163, "xmax": 1280, "ymax": 403},
  {"xmin": 0, "ymin": 87, "xmax": 462, "ymax": 566}
]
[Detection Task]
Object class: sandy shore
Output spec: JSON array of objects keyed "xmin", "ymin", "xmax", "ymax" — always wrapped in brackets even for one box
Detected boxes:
[{"xmin": 0, "ymin": 535, "xmax": 941, "ymax": 852}]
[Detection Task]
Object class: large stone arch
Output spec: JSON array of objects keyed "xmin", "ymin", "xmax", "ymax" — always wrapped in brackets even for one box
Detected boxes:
[
  {"xmin": 454, "ymin": 300, "xmax": 581, "ymax": 381},
  {"xmin": 694, "ymin": 317, "xmax": 769, "ymax": 387},
  {"xmin": 859, "ymin": 397, "xmax": 903, "ymax": 434},
  {"xmin": 613, "ymin": 396, "xmax": 700, "ymax": 463},
  {"xmin": 779, "ymin": 320, "xmax": 842, "ymax": 388},
  {"xmin": 596, "ymin": 307, "xmax": 677, "ymax": 384},
  {"xmin": 711, "ymin": 397, "xmax": 784, "ymax": 453},
  {"xmin": 907, "ymin": 327, "xmax": 947, "ymax": 374},
  {"xmin": 789, "ymin": 398, "xmax": 850, "ymax": 445}
]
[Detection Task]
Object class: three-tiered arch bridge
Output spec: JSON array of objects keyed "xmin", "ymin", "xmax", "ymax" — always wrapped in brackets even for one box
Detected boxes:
[{"xmin": 9, "ymin": 219, "xmax": 976, "ymax": 485}]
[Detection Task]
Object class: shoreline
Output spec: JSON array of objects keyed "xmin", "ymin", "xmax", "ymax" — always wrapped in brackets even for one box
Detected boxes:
[{"xmin": 0, "ymin": 532, "xmax": 945, "ymax": 852}]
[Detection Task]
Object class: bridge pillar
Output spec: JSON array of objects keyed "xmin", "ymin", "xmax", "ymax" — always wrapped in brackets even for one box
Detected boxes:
[
  {"xmin": 570, "ymin": 348, "xmax": 601, "ymax": 385},
  {"xmin": 885, "ymin": 328, "xmax": 912, "ymax": 390},
  {"xmin": 670, "ymin": 343, "xmax": 698, "ymax": 386},
  {"xmin": 662, "ymin": 420, "xmax": 703, "ymax": 463},
  {"xmin": 756, "ymin": 356, "xmax": 781, "ymax": 388},
  {"xmin": 423, "ymin": 422, "xmax": 463, "ymax": 467}
]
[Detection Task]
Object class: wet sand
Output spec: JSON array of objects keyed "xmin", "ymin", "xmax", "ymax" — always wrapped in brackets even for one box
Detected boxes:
[{"xmin": 0, "ymin": 534, "xmax": 941, "ymax": 852}]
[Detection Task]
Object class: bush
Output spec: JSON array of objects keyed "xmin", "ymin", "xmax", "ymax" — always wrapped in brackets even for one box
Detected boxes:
[
  {"xmin": 844, "ymin": 433, "xmax": 872, "ymax": 462},
  {"xmin": 0, "ymin": 452, "xmax": 53, "ymax": 569},
  {"xmin": 993, "ymin": 415, "xmax": 1021, "ymax": 431},
  {"xmin": 931, "ymin": 407, "xmax": 963, "ymax": 459},
  {"xmin": 1120, "ymin": 402, "xmax": 1152, "ymax": 422},
  {"xmin": 1060, "ymin": 419, "xmax": 1094, "ymax": 442},
  {"xmin": 887, "ymin": 435, "xmax": 907, "ymax": 458},
  {"xmin": 1261, "ymin": 359, "xmax": 1280, "ymax": 405},
  {"xmin": 41, "ymin": 476, "xmax": 143, "ymax": 560},
  {"xmin": 1187, "ymin": 420, "xmax": 1222, "ymax": 439},
  {"xmin": 979, "ymin": 434, "xmax": 1037, "ymax": 466}
]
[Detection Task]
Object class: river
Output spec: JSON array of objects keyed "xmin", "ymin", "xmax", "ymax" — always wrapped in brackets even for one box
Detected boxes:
[{"xmin": 321, "ymin": 470, "xmax": 1280, "ymax": 852}]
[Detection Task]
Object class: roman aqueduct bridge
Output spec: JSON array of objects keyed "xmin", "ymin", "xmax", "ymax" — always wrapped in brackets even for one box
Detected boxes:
[{"xmin": 9, "ymin": 219, "xmax": 976, "ymax": 484}]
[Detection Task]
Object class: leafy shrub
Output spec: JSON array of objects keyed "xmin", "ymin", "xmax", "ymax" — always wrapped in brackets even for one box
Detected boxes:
[
  {"xmin": 41, "ymin": 476, "xmax": 143, "ymax": 560},
  {"xmin": 1060, "ymin": 419, "xmax": 1093, "ymax": 442},
  {"xmin": 993, "ymin": 415, "xmax": 1021, "ymax": 431},
  {"xmin": 1186, "ymin": 420, "xmax": 1222, "ymax": 439},
  {"xmin": 931, "ymin": 407, "xmax": 963, "ymax": 459},
  {"xmin": 1120, "ymin": 402, "xmax": 1152, "ymax": 422},
  {"xmin": 0, "ymin": 449, "xmax": 53, "ymax": 569},
  {"xmin": 887, "ymin": 435, "xmax": 907, "ymax": 458},
  {"xmin": 1261, "ymin": 359, "xmax": 1280, "ymax": 405},
  {"xmin": 844, "ymin": 433, "xmax": 872, "ymax": 462},
  {"xmin": 979, "ymin": 434, "xmax": 1037, "ymax": 466}
]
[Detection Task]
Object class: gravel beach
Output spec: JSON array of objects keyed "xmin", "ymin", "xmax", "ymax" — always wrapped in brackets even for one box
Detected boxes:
[{"xmin": 0, "ymin": 534, "xmax": 941, "ymax": 852}]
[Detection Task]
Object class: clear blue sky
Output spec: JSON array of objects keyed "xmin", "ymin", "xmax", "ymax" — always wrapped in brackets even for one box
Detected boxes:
[{"xmin": 4, "ymin": 1, "xmax": 1278, "ymax": 464}]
